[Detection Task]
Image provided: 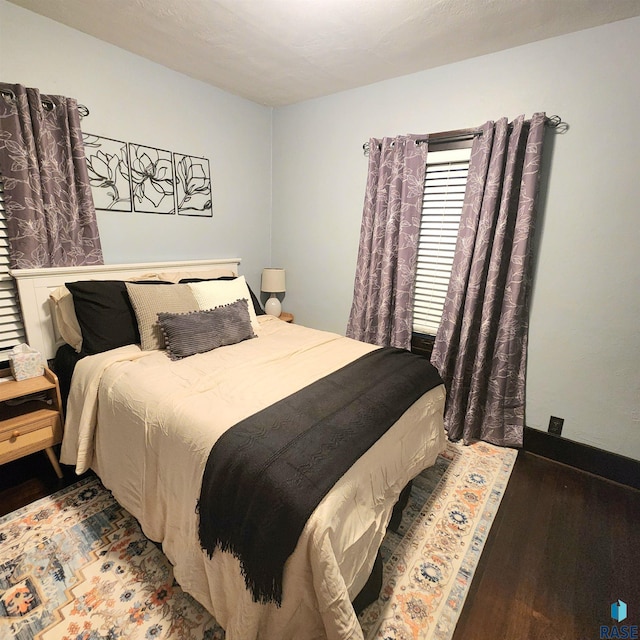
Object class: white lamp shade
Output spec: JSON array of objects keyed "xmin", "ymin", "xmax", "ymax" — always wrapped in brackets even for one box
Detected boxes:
[{"xmin": 261, "ymin": 268, "xmax": 286, "ymax": 293}]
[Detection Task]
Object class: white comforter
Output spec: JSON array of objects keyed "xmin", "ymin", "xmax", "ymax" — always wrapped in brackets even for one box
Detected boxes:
[{"xmin": 61, "ymin": 316, "xmax": 446, "ymax": 640}]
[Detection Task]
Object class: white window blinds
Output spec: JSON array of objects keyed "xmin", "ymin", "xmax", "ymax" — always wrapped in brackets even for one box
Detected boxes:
[
  {"xmin": 0, "ymin": 176, "xmax": 27, "ymax": 359},
  {"xmin": 412, "ymin": 147, "xmax": 472, "ymax": 336}
]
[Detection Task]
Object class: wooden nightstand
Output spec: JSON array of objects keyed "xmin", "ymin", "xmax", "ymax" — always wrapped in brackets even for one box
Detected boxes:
[
  {"xmin": 279, "ymin": 312, "xmax": 294, "ymax": 323},
  {"xmin": 0, "ymin": 367, "xmax": 64, "ymax": 479}
]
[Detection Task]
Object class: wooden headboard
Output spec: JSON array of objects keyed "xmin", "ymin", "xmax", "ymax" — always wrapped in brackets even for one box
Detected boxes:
[{"xmin": 10, "ymin": 258, "xmax": 241, "ymax": 361}]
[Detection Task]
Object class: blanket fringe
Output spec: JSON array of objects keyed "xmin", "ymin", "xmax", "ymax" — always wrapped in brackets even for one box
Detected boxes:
[{"xmin": 199, "ymin": 529, "xmax": 283, "ymax": 606}]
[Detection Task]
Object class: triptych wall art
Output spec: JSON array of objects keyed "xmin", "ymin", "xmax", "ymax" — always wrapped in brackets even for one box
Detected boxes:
[{"xmin": 83, "ymin": 134, "xmax": 212, "ymax": 217}]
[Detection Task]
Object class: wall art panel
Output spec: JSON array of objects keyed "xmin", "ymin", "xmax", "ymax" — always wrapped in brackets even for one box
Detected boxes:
[
  {"xmin": 83, "ymin": 134, "xmax": 132, "ymax": 211},
  {"xmin": 128, "ymin": 143, "xmax": 175, "ymax": 214},
  {"xmin": 174, "ymin": 153, "xmax": 212, "ymax": 217}
]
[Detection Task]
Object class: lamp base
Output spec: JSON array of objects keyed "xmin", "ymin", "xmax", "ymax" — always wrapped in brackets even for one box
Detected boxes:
[{"xmin": 265, "ymin": 295, "xmax": 281, "ymax": 317}]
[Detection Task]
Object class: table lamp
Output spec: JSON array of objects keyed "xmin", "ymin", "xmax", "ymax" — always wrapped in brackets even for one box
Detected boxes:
[{"xmin": 261, "ymin": 268, "xmax": 286, "ymax": 316}]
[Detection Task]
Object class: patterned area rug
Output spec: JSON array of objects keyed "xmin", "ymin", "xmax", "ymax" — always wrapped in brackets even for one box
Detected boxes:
[
  {"xmin": 0, "ymin": 440, "xmax": 516, "ymax": 640},
  {"xmin": 360, "ymin": 440, "xmax": 517, "ymax": 639}
]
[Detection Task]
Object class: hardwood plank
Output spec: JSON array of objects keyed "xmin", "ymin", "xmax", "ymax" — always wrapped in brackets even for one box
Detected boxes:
[
  {"xmin": 0, "ymin": 449, "xmax": 86, "ymax": 517},
  {"xmin": 453, "ymin": 451, "xmax": 640, "ymax": 640}
]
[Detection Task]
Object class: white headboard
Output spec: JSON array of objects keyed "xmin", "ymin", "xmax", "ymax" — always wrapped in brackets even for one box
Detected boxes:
[{"xmin": 10, "ymin": 258, "xmax": 241, "ymax": 361}]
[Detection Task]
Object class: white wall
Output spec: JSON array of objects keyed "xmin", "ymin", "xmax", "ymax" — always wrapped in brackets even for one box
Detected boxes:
[
  {"xmin": 0, "ymin": 0, "xmax": 273, "ymax": 294},
  {"xmin": 2, "ymin": 1, "xmax": 638, "ymax": 460},
  {"xmin": 272, "ymin": 18, "xmax": 640, "ymax": 460}
]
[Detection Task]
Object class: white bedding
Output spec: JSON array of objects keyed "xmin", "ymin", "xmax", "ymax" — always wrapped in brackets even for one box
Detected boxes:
[{"xmin": 61, "ymin": 315, "xmax": 446, "ymax": 640}]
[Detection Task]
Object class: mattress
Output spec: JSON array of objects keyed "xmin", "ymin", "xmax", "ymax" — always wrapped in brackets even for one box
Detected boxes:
[{"xmin": 61, "ymin": 315, "xmax": 446, "ymax": 639}]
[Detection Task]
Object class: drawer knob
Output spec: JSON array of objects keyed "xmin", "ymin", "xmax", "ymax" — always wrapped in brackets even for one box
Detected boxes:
[{"xmin": 12, "ymin": 430, "xmax": 20, "ymax": 439}]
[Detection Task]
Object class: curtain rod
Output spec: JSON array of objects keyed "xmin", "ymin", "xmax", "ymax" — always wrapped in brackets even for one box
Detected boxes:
[
  {"xmin": 362, "ymin": 114, "xmax": 563, "ymax": 155},
  {"xmin": 0, "ymin": 88, "xmax": 90, "ymax": 118}
]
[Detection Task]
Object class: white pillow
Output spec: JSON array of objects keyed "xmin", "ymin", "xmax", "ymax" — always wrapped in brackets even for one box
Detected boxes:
[
  {"xmin": 137, "ymin": 268, "xmax": 236, "ymax": 283},
  {"xmin": 187, "ymin": 276, "xmax": 261, "ymax": 335},
  {"xmin": 49, "ymin": 285, "xmax": 83, "ymax": 352}
]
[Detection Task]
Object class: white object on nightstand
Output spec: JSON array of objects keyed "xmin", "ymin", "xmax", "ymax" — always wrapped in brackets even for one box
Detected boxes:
[{"xmin": 261, "ymin": 268, "xmax": 286, "ymax": 316}]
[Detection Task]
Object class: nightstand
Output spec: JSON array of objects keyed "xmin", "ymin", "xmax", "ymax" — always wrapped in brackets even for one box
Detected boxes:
[
  {"xmin": 279, "ymin": 312, "xmax": 294, "ymax": 323},
  {"xmin": 0, "ymin": 367, "xmax": 64, "ymax": 479}
]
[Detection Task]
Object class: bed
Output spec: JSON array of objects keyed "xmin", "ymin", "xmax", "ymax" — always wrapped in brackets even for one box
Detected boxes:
[{"xmin": 11, "ymin": 258, "xmax": 446, "ymax": 640}]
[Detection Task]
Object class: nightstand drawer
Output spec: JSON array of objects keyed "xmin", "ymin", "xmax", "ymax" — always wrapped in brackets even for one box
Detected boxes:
[{"xmin": 0, "ymin": 413, "xmax": 62, "ymax": 464}]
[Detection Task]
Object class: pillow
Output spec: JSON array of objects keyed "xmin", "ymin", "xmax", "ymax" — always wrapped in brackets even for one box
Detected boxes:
[
  {"xmin": 158, "ymin": 299, "xmax": 256, "ymax": 360},
  {"xmin": 179, "ymin": 276, "xmax": 265, "ymax": 316},
  {"xmin": 49, "ymin": 285, "xmax": 83, "ymax": 352},
  {"xmin": 155, "ymin": 268, "xmax": 236, "ymax": 283},
  {"xmin": 125, "ymin": 282, "xmax": 199, "ymax": 351},
  {"xmin": 66, "ymin": 280, "xmax": 141, "ymax": 355},
  {"xmin": 187, "ymin": 276, "xmax": 261, "ymax": 334}
]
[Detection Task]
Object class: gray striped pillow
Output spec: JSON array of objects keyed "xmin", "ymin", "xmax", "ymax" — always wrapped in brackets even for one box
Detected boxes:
[{"xmin": 157, "ymin": 298, "xmax": 256, "ymax": 360}]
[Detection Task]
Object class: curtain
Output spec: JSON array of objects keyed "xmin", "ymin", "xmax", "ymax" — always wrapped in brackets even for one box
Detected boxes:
[
  {"xmin": 431, "ymin": 113, "xmax": 546, "ymax": 448},
  {"xmin": 0, "ymin": 83, "xmax": 103, "ymax": 268},
  {"xmin": 346, "ymin": 136, "xmax": 427, "ymax": 349}
]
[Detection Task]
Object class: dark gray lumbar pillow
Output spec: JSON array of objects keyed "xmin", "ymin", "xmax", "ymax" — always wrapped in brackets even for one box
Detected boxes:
[{"xmin": 157, "ymin": 298, "xmax": 256, "ymax": 360}]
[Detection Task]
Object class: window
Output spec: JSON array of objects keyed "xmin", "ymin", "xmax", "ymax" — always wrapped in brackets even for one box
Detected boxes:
[
  {"xmin": 412, "ymin": 142, "xmax": 472, "ymax": 343},
  {"xmin": 0, "ymin": 175, "xmax": 27, "ymax": 361}
]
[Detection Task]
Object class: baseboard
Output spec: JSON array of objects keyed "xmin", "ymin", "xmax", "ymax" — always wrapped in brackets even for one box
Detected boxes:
[{"xmin": 523, "ymin": 426, "xmax": 640, "ymax": 490}]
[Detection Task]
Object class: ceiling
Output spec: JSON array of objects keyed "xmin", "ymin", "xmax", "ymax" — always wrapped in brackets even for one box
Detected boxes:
[{"xmin": 8, "ymin": 0, "xmax": 640, "ymax": 106}]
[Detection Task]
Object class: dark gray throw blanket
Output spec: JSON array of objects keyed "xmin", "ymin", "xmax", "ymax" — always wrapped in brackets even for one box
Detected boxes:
[{"xmin": 197, "ymin": 347, "xmax": 443, "ymax": 605}]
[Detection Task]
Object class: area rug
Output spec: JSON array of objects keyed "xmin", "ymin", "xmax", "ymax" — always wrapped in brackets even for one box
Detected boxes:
[{"xmin": 0, "ymin": 440, "xmax": 516, "ymax": 640}]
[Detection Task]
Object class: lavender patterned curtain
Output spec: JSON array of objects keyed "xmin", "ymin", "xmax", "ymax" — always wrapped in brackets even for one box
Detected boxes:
[
  {"xmin": 0, "ymin": 83, "xmax": 103, "ymax": 268},
  {"xmin": 431, "ymin": 113, "xmax": 546, "ymax": 447},
  {"xmin": 346, "ymin": 136, "xmax": 427, "ymax": 349}
]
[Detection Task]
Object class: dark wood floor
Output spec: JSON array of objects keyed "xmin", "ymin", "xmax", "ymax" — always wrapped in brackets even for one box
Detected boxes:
[
  {"xmin": 2, "ymin": 449, "xmax": 639, "ymax": 638},
  {"xmin": 0, "ymin": 447, "xmax": 90, "ymax": 517},
  {"xmin": 453, "ymin": 451, "xmax": 640, "ymax": 640}
]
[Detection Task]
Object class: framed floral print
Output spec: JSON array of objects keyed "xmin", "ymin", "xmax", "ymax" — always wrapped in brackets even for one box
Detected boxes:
[
  {"xmin": 83, "ymin": 134, "xmax": 132, "ymax": 211},
  {"xmin": 128, "ymin": 144, "xmax": 175, "ymax": 214},
  {"xmin": 173, "ymin": 153, "xmax": 213, "ymax": 217},
  {"xmin": 84, "ymin": 134, "xmax": 213, "ymax": 218}
]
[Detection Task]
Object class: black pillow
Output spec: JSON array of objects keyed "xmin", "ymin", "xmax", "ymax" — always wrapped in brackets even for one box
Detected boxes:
[
  {"xmin": 66, "ymin": 280, "xmax": 171, "ymax": 355},
  {"xmin": 178, "ymin": 276, "xmax": 266, "ymax": 315}
]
